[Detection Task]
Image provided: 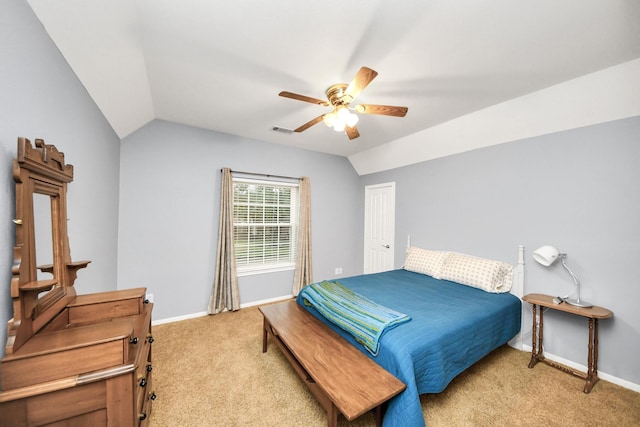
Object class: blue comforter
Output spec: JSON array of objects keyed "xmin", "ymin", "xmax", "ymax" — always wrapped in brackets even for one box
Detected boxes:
[{"xmin": 296, "ymin": 269, "xmax": 521, "ymax": 427}]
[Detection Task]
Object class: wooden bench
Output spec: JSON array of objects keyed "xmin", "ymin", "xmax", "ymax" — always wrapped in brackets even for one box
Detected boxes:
[{"xmin": 259, "ymin": 300, "xmax": 406, "ymax": 427}]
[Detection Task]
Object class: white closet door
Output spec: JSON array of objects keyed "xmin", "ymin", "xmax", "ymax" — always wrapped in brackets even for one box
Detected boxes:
[{"xmin": 363, "ymin": 182, "xmax": 395, "ymax": 274}]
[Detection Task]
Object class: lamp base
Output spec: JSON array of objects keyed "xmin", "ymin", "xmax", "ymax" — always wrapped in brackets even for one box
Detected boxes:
[{"xmin": 565, "ymin": 298, "xmax": 593, "ymax": 308}]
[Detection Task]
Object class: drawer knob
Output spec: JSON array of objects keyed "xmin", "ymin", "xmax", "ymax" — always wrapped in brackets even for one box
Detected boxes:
[
  {"xmin": 147, "ymin": 334, "xmax": 154, "ymax": 344},
  {"xmin": 146, "ymin": 363, "xmax": 153, "ymax": 372},
  {"xmin": 144, "ymin": 298, "xmax": 150, "ymax": 304},
  {"xmin": 130, "ymin": 337, "xmax": 139, "ymax": 345},
  {"xmin": 139, "ymin": 412, "xmax": 147, "ymax": 421},
  {"xmin": 150, "ymin": 392, "xmax": 157, "ymax": 401},
  {"xmin": 139, "ymin": 378, "xmax": 147, "ymax": 387}
]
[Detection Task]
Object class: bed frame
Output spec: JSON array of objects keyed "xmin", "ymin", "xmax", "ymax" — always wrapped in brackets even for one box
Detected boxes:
[{"xmin": 260, "ymin": 245, "xmax": 525, "ymax": 426}]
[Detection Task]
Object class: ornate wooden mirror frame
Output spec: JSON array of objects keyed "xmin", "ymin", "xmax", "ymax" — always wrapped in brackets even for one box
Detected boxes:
[{"xmin": 6, "ymin": 137, "xmax": 89, "ymax": 355}]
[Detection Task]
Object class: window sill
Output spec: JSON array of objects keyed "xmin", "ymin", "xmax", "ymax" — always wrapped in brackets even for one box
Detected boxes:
[{"xmin": 237, "ymin": 265, "xmax": 295, "ymax": 277}]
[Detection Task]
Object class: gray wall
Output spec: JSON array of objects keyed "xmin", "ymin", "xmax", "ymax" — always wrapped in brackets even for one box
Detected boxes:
[
  {"xmin": 0, "ymin": 0, "xmax": 121, "ymax": 357},
  {"xmin": 117, "ymin": 120, "xmax": 362, "ymax": 320},
  {"xmin": 360, "ymin": 116, "xmax": 640, "ymax": 387}
]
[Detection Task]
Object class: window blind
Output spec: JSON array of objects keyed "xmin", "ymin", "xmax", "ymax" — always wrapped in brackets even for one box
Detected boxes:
[{"xmin": 232, "ymin": 177, "xmax": 299, "ymax": 274}]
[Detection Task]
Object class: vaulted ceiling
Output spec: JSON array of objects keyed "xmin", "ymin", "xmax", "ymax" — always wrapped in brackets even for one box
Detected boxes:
[{"xmin": 27, "ymin": 0, "xmax": 640, "ymax": 157}]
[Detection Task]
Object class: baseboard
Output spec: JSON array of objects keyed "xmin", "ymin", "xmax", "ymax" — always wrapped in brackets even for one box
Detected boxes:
[
  {"xmin": 240, "ymin": 294, "xmax": 294, "ymax": 308},
  {"xmin": 522, "ymin": 344, "xmax": 640, "ymax": 393},
  {"xmin": 152, "ymin": 311, "xmax": 208, "ymax": 326},
  {"xmin": 151, "ymin": 295, "xmax": 294, "ymax": 326}
]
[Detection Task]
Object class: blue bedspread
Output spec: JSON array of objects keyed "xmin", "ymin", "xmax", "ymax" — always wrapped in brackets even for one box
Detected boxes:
[{"xmin": 296, "ymin": 269, "xmax": 521, "ymax": 427}]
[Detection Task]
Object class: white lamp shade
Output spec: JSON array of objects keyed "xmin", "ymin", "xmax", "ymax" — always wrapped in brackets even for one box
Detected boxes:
[
  {"xmin": 332, "ymin": 120, "xmax": 346, "ymax": 132},
  {"xmin": 533, "ymin": 245, "xmax": 560, "ymax": 266},
  {"xmin": 323, "ymin": 112, "xmax": 336, "ymax": 127},
  {"xmin": 345, "ymin": 112, "xmax": 359, "ymax": 127}
]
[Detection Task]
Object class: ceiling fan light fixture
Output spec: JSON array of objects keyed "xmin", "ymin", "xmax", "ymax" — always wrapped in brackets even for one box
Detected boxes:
[
  {"xmin": 345, "ymin": 111, "xmax": 359, "ymax": 128},
  {"xmin": 336, "ymin": 105, "xmax": 350, "ymax": 120},
  {"xmin": 322, "ymin": 111, "xmax": 337, "ymax": 127},
  {"xmin": 325, "ymin": 106, "xmax": 359, "ymax": 132}
]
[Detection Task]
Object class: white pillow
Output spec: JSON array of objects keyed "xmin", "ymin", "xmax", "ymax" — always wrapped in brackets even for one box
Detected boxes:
[
  {"xmin": 440, "ymin": 252, "xmax": 513, "ymax": 293},
  {"xmin": 403, "ymin": 246, "xmax": 450, "ymax": 279}
]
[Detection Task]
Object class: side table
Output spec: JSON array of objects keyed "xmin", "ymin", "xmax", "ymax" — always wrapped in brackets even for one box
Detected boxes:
[{"xmin": 522, "ymin": 293, "xmax": 613, "ymax": 393}]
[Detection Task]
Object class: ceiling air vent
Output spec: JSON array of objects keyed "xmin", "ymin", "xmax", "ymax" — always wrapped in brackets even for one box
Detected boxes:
[{"xmin": 271, "ymin": 126, "xmax": 294, "ymax": 134}]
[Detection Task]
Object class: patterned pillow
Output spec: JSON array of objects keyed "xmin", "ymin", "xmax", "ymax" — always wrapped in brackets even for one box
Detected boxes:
[
  {"xmin": 440, "ymin": 252, "xmax": 513, "ymax": 293},
  {"xmin": 403, "ymin": 246, "xmax": 450, "ymax": 279}
]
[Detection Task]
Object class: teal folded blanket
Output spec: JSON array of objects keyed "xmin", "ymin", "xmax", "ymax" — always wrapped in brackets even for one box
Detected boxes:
[{"xmin": 300, "ymin": 280, "xmax": 411, "ymax": 356}]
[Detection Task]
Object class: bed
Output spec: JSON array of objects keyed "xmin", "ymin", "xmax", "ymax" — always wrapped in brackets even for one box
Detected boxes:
[{"xmin": 295, "ymin": 246, "xmax": 524, "ymax": 427}]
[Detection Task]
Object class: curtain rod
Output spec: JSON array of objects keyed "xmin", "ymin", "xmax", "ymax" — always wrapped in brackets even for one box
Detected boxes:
[{"xmin": 224, "ymin": 169, "xmax": 300, "ymax": 181}]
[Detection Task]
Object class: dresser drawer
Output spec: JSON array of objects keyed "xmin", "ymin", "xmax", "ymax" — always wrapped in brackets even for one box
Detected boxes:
[
  {"xmin": 137, "ymin": 368, "xmax": 155, "ymax": 426},
  {"xmin": 139, "ymin": 380, "xmax": 156, "ymax": 427},
  {"xmin": 1, "ymin": 319, "xmax": 134, "ymax": 389},
  {"xmin": 67, "ymin": 288, "xmax": 148, "ymax": 325},
  {"xmin": 0, "ymin": 381, "xmax": 106, "ymax": 427},
  {"xmin": 135, "ymin": 345, "xmax": 152, "ymax": 410}
]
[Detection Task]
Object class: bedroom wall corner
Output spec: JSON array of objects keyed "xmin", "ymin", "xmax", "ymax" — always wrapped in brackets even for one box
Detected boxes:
[{"xmin": 507, "ymin": 245, "xmax": 525, "ymax": 351}]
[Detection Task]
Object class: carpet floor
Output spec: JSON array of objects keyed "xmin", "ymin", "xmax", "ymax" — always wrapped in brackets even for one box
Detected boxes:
[{"xmin": 148, "ymin": 305, "xmax": 640, "ymax": 426}]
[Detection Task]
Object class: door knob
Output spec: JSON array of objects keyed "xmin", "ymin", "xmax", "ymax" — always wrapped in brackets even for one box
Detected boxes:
[{"xmin": 382, "ymin": 244, "xmax": 390, "ymax": 248}]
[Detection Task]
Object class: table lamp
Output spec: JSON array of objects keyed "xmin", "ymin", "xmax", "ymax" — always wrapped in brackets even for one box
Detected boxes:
[{"xmin": 532, "ymin": 245, "xmax": 592, "ymax": 308}]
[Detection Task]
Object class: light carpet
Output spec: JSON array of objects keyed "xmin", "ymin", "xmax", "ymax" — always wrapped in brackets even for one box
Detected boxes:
[{"xmin": 148, "ymin": 305, "xmax": 640, "ymax": 426}]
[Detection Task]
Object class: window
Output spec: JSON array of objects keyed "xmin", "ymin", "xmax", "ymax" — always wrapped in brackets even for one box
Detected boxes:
[{"xmin": 232, "ymin": 177, "xmax": 299, "ymax": 275}]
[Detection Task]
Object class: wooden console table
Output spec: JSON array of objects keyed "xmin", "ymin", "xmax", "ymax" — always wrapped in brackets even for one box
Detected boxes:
[{"xmin": 522, "ymin": 293, "xmax": 613, "ymax": 393}]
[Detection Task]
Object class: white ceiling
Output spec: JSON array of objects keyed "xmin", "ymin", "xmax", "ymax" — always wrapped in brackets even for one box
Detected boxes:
[{"xmin": 27, "ymin": 0, "xmax": 640, "ymax": 157}]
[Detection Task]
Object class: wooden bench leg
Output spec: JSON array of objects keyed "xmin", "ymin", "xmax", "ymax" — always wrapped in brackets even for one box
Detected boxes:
[
  {"xmin": 262, "ymin": 317, "xmax": 269, "ymax": 353},
  {"xmin": 327, "ymin": 402, "xmax": 338, "ymax": 427}
]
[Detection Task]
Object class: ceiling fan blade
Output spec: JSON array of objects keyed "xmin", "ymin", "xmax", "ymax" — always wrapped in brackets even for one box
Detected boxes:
[
  {"xmin": 279, "ymin": 91, "xmax": 329, "ymax": 106},
  {"xmin": 355, "ymin": 104, "xmax": 408, "ymax": 117},
  {"xmin": 344, "ymin": 67, "xmax": 378, "ymax": 101},
  {"xmin": 345, "ymin": 125, "xmax": 360, "ymax": 140},
  {"xmin": 294, "ymin": 115, "xmax": 325, "ymax": 133}
]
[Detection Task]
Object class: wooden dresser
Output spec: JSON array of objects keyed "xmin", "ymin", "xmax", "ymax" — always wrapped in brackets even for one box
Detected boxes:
[{"xmin": 0, "ymin": 138, "xmax": 155, "ymax": 426}]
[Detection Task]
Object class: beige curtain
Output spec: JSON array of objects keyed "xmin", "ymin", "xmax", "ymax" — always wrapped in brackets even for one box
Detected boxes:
[
  {"xmin": 208, "ymin": 168, "xmax": 240, "ymax": 314},
  {"xmin": 292, "ymin": 176, "xmax": 313, "ymax": 296}
]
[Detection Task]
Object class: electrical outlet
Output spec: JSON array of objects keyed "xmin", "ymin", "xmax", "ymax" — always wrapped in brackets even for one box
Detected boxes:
[
  {"xmin": 334, "ymin": 267, "xmax": 342, "ymax": 275},
  {"xmin": 146, "ymin": 293, "xmax": 154, "ymax": 303}
]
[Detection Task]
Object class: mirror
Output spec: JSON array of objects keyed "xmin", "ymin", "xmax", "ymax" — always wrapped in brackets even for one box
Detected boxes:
[
  {"xmin": 31, "ymin": 180, "xmax": 65, "ymax": 313},
  {"xmin": 5, "ymin": 138, "xmax": 89, "ymax": 355},
  {"xmin": 33, "ymin": 193, "xmax": 54, "ymax": 281}
]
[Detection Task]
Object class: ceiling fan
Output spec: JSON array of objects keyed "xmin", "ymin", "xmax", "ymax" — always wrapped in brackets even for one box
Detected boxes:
[{"xmin": 279, "ymin": 66, "xmax": 408, "ymax": 140}]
